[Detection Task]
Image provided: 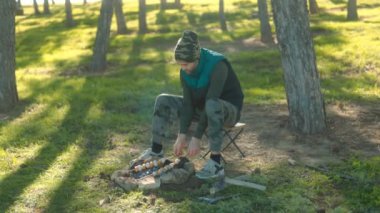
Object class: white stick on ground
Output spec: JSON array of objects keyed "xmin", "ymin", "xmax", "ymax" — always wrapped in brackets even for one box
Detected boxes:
[{"xmin": 224, "ymin": 177, "xmax": 266, "ymax": 191}]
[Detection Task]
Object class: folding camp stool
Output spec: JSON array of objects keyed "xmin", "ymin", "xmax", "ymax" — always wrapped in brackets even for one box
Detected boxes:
[{"xmin": 202, "ymin": 122, "xmax": 246, "ymax": 163}]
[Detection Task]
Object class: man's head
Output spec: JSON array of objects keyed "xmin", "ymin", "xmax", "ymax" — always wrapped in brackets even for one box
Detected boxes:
[{"xmin": 174, "ymin": 30, "xmax": 200, "ymax": 74}]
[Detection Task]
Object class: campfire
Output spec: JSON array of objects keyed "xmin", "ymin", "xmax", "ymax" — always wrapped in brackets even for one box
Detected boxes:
[{"xmin": 111, "ymin": 157, "xmax": 195, "ymax": 191}]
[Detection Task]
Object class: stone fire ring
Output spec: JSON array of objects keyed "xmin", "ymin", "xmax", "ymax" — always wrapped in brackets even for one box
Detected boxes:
[{"xmin": 111, "ymin": 157, "xmax": 195, "ymax": 191}]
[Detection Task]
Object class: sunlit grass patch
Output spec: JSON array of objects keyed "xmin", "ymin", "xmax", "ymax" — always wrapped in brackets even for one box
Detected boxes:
[
  {"xmin": 0, "ymin": 145, "xmax": 43, "ymax": 178},
  {"xmin": 7, "ymin": 143, "xmax": 83, "ymax": 212}
]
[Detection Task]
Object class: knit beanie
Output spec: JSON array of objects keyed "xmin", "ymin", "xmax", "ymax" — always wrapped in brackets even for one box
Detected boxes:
[{"xmin": 174, "ymin": 30, "xmax": 201, "ymax": 62}]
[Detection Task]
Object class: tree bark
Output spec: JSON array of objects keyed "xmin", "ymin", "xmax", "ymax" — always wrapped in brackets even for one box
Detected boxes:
[
  {"xmin": 347, "ymin": 0, "xmax": 358, "ymax": 21},
  {"xmin": 16, "ymin": 0, "xmax": 24, "ymax": 15},
  {"xmin": 33, "ymin": 0, "xmax": 40, "ymax": 15},
  {"xmin": 175, "ymin": 0, "xmax": 181, "ymax": 6},
  {"xmin": 308, "ymin": 0, "xmax": 319, "ymax": 14},
  {"xmin": 138, "ymin": 0, "xmax": 148, "ymax": 34},
  {"xmin": 271, "ymin": 0, "xmax": 326, "ymax": 134},
  {"xmin": 258, "ymin": 0, "xmax": 273, "ymax": 43},
  {"xmin": 219, "ymin": 0, "xmax": 228, "ymax": 31},
  {"xmin": 84, "ymin": 0, "xmax": 87, "ymax": 5},
  {"xmin": 0, "ymin": 0, "xmax": 19, "ymax": 112},
  {"xmin": 52, "ymin": 0, "xmax": 55, "ymax": 5},
  {"xmin": 65, "ymin": 0, "xmax": 75, "ymax": 27},
  {"xmin": 43, "ymin": 0, "xmax": 50, "ymax": 14},
  {"xmin": 114, "ymin": 0, "xmax": 128, "ymax": 34},
  {"xmin": 160, "ymin": 0, "xmax": 166, "ymax": 10},
  {"xmin": 90, "ymin": 0, "xmax": 114, "ymax": 72}
]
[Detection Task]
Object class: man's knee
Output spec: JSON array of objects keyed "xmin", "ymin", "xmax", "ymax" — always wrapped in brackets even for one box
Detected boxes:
[
  {"xmin": 154, "ymin": 94, "xmax": 171, "ymax": 116},
  {"xmin": 205, "ymin": 99, "xmax": 222, "ymax": 116},
  {"xmin": 155, "ymin": 93, "xmax": 171, "ymax": 105}
]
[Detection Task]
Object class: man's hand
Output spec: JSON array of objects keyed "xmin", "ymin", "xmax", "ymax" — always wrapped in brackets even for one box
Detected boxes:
[
  {"xmin": 187, "ymin": 137, "xmax": 201, "ymax": 157},
  {"xmin": 173, "ymin": 134, "xmax": 187, "ymax": 156}
]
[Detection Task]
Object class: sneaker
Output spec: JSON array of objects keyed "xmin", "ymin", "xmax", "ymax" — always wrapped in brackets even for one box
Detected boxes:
[
  {"xmin": 129, "ymin": 148, "xmax": 164, "ymax": 168},
  {"xmin": 195, "ymin": 159, "xmax": 225, "ymax": 180}
]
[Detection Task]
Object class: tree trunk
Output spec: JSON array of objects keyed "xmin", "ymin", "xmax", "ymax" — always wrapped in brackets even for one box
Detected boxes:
[
  {"xmin": 16, "ymin": 0, "xmax": 24, "ymax": 15},
  {"xmin": 347, "ymin": 0, "xmax": 358, "ymax": 21},
  {"xmin": 52, "ymin": 0, "xmax": 55, "ymax": 5},
  {"xmin": 160, "ymin": 0, "xmax": 166, "ymax": 10},
  {"xmin": 138, "ymin": 0, "xmax": 148, "ymax": 34},
  {"xmin": 43, "ymin": 0, "xmax": 50, "ymax": 14},
  {"xmin": 175, "ymin": 0, "xmax": 181, "ymax": 6},
  {"xmin": 258, "ymin": 0, "xmax": 273, "ymax": 43},
  {"xmin": 114, "ymin": 0, "xmax": 128, "ymax": 34},
  {"xmin": 0, "ymin": 0, "xmax": 19, "ymax": 112},
  {"xmin": 308, "ymin": 0, "xmax": 319, "ymax": 14},
  {"xmin": 33, "ymin": 0, "xmax": 40, "ymax": 15},
  {"xmin": 219, "ymin": 0, "xmax": 228, "ymax": 31},
  {"xmin": 65, "ymin": 0, "xmax": 75, "ymax": 27},
  {"xmin": 90, "ymin": 0, "xmax": 114, "ymax": 72},
  {"xmin": 84, "ymin": 0, "xmax": 87, "ymax": 5},
  {"xmin": 271, "ymin": 0, "xmax": 326, "ymax": 134}
]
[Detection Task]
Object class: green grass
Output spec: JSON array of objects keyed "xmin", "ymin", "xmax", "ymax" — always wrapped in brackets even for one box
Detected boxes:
[{"xmin": 0, "ymin": 0, "xmax": 379, "ymax": 212}]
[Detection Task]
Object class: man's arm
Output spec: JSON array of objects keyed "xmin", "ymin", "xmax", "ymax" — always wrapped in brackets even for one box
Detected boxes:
[{"xmin": 179, "ymin": 75, "xmax": 195, "ymax": 135}]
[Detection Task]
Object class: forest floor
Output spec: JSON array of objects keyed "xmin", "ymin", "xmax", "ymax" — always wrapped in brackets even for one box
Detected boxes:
[{"xmin": 2, "ymin": 0, "xmax": 380, "ymax": 212}]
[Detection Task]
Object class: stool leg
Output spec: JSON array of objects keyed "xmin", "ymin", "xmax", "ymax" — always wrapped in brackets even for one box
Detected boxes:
[
  {"xmin": 222, "ymin": 128, "xmax": 245, "ymax": 158},
  {"xmin": 221, "ymin": 155, "xmax": 227, "ymax": 164},
  {"xmin": 202, "ymin": 150, "xmax": 210, "ymax": 159}
]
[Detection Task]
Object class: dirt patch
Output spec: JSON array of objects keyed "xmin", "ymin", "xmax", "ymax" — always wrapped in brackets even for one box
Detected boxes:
[{"xmin": 214, "ymin": 103, "xmax": 380, "ymax": 175}]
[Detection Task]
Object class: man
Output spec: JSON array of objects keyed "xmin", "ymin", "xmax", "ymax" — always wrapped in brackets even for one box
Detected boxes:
[{"xmin": 135, "ymin": 30, "xmax": 244, "ymax": 180}]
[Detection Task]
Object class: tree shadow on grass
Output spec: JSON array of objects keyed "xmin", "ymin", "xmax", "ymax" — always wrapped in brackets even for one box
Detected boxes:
[
  {"xmin": 44, "ymin": 121, "xmax": 108, "ymax": 211},
  {"xmin": 0, "ymin": 70, "xmax": 161, "ymax": 211},
  {"xmin": 0, "ymin": 100, "xmax": 36, "ymax": 131},
  {"xmin": 313, "ymin": 32, "xmax": 346, "ymax": 46},
  {"xmin": 301, "ymin": 18, "xmax": 378, "ymax": 103},
  {"xmin": 330, "ymin": 0, "xmax": 346, "ymax": 4},
  {"xmin": 155, "ymin": 11, "xmax": 191, "ymax": 33},
  {"xmin": 0, "ymin": 78, "xmax": 93, "ymax": 211},
  {"xmin": 156, "ymin": 11, "xmax": 183, "ymax": 25},
  {"xmin": 154, "ymin": 3, "xmax": 255, "ymax": 34},
  {"xmin": 317, "ymin": 50, "xmax": 379, "ymax": 103},
  {"xmin": 312, "ymin": 10, "xmax": 347, "ymax": 23},
  {"xmin": 161, "ymin": 2, "xmax": 183, "ymax": 10},
  {"xmin": 358, "ymin": 3, "xmax": 380, "ymax": 9},
  {"xmin": 232, "ymin": 0, "xmax": 256, "ymax": 8},
  {"xmin": 123, "ymin": 3, "xmax": 166, "ymax": 22},
  {"xmin": 16, "ymin": 20, "xmax": 80, "ymax": 69},
  {"xmin": 0, "ymin": 79, "xmax": 70, "ymax": 148},
  {"xmin": 16, "ymin": 4, "xmax": 102, "ymax": 72}
]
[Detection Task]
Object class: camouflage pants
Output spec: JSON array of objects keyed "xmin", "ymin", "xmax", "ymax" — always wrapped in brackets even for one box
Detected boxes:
[{"xmin": 151, "ymin": 93, "xmax": 239, "ymax": 152}]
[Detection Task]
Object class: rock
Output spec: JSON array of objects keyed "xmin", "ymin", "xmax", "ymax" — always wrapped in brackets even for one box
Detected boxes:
[
  {"xmin": 138, "ymin": 176, "xmax": 161, "ymax": 190},
  {"xmin": 99, "ymin": 195, "xmax": 112, "ymax": 206},
  {"xmin": 288, "ymin": 158, "xmax": 296, "ymax": 166},
  {"xmin": 111, "ymin": 171, "xmax": 139, "ymax": 191},
  {"xmin": 161, "ymin": 162, "xmax": 195, "ymax": 184}
]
